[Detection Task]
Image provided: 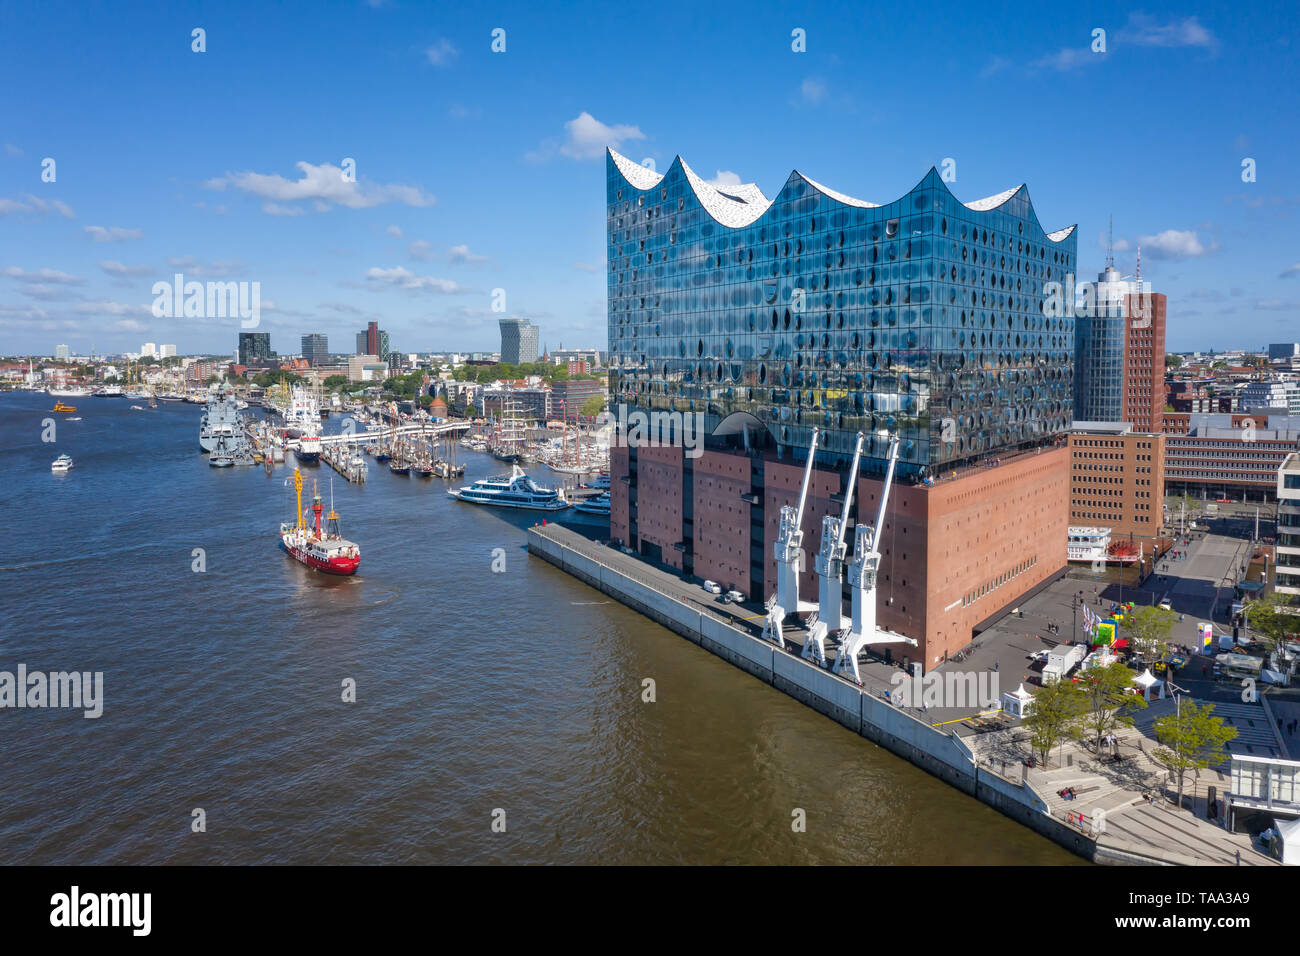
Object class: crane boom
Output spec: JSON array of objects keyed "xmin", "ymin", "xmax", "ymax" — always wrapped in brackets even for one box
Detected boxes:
[{"xmin": 794, "ymin": 427, "xmax": 819, "ymax": 528}]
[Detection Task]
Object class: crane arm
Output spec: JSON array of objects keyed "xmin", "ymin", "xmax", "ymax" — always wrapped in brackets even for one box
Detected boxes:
[
  {"xmin": 833, "ymin": 431, "xmax": 866, "ymax": 553},
  {"xmin": 793, "ymin": 427, "xmax": 820, "ymax": 528}
]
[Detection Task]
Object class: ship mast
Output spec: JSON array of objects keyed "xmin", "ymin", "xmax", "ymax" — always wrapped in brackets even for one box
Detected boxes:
[{"xmin": 294, "ymin": 468, "xmax": 305, "ymax": 530}]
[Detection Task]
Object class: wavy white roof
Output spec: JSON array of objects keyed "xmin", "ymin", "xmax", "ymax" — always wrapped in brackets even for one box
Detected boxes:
[
  {"xmin": 608, "ymin": 148, "xmax": 1075, "ymax": 242},
  {"xmin": 609, "ymin": 149, "xmax": 663, "ymax": 190},
  {"xmin": 964, "ymin": 186, "xmax": 1020, "ymax": 211},
  {"xmin": 799, "ymin": 173, "xmax": 880, "ymax": 208}
]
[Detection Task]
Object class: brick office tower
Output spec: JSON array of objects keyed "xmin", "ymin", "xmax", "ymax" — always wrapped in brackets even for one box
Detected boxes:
[
  {"xmin": 1123, "ymin": 290, "xmax": 1166, "ymax": 433},
  {"xmin": 606, "ymin": 149, "xmax": 1077, "ymax": 670}
]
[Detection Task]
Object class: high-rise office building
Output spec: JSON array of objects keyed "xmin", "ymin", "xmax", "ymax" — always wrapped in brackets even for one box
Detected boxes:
[
  {"xmin": 606, "ymin": 148, "xmax": 1077, "ymax": 666},
  {"xmin": 1073, "ymin": 257, "xmax": 1166, "ymax": 433},
  {"xmin": 499, "ymin": 317, "xmax": 539, "ymax": 365},
  {"xmin": 302, "ymin": 333, "xmax": 329, "ymax": 366},
  {"xmin": 356, "ymin": 321, "xmax": 390, "ymax": 360},
  {"xmin": 1276, "ymin": 454, "xmax": 1300, "ymax": 596},
  {"xmin": 55, "ymin": 344, "xmax": 69, "ymax": 362},
  {"xmin": 159, "ymin": 344, "xmax": 177, "ymax": 358},
  {"xmin": 238, "ymin": 332, "xmax": 272, "ymax": 366}
]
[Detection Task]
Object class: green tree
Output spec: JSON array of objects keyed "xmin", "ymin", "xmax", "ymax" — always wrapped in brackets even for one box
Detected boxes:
[
  {"xmin": 464, "ymin": 404, "xmax": 477, "ymax": 418},
  {"xmin": 580, "ymin": 394, "xmax": 606, "ymax": 419},
  {"xmin": 1125, "ymin": 605, "xmax": 1177, "ymax": 665},
  {"xmin": 323, "ymin": 375, "xmax": 349, "ymax": 391},
  {"xmin": 1165, "ymin": 354, "xmax": 1183, "ymax": 368},
  {"xmin": 1024, "ymin": 680, "xmax": 1088, "ymax": 766},
  {"xmin": 1152, "ymin": 700, "xmax": 1238, "ymax": 811},
  {"xmin": 1243, "ymin": 593, "xmax": 1299, "ymax": 655},
  {"xmin": 1074, "ymin": 661, "xmax": 1147, "ymax": 756}
]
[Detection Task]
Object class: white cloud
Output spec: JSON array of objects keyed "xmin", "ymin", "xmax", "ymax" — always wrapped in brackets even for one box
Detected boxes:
[
  {"xmin": 72, "ymin": 300, "xmax": 154, "ymax": 319},
  {"xmin": 800, "ymin": 78, "xmax": 827, "ymax": 104},
  {"xmin": 386, "ymin": 224, "xmax": 403, "ymax": 238},
  {"xmin": 408, "ymin": 240, "xmax": 434, "ymax": 261},
  {"xmin": 557, "ymin": 112, "xmax": 645, "ymax": 161},
  {"xmin": 99, "ymin": 260, "xmax": 152, "ymax": 277},
  {"xmin": 1118, "ymin": 14, "xmax": 1217, "ymax": 51},
  {"xmin": 165, "ymin": 256, "xmax": 245, "ymax": 278},
  {"xmin": 1031, "ymin": 47, "xmax": 1098, "ymax": 71},
  {"xmin": 21, "ymin": 194, "xmax": 75, "ymax": 218},
  {"xmin": 263, "ymin": 202, "xmax": 307, "ymax": 217},
  {"xmin": 1255, "ymin": 299, "xmax": 1298, "ymax": 311},
  {"xmin": 1280, "ymin": 263, "xmax": 1300, "ymax": 279},
  {"xmin": 3, "ymin": 266, "xmax": 84, "ymax": 285},
  {"xmin": 364, "ymin": 266, "xmax": 470, "ymax": 294},
  {"xmin": 1138, "ymin": 229, "xmax": 1213, "ymax": 260},
  {"xmin": 425, "ymin": 38, "xmax": 458, "ymax": 67},
  {"xmin": 573, "ymin": 261, "xmax": 600, "ymax": 273},
  {"xmin": 206, "ymin": 161, "xmax": 435, "ymax": 214},
  {"xmin": 707, "ymin": 170, "xmax": 743, "ymax": 188},
  {"xmin": 85, "ymin": 225, "xmax": 143, "ymax": 242},
  {"xmin": 0, "ymin": 194, "xmax": 75, "ymax": 218},
  {"xmin": 448, "ymin": 243, "xmax": 488, "ymax": 264}
]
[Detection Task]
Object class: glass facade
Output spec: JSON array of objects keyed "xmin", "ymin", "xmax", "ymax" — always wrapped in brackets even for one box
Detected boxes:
[
  {"xmin": 500, "ymin": 317, "xmax": 540, "ymax": 365},
  {"xmin": 1074, "ymin": 313, "xmax": 1125, "ymax": 422},
  {"xmin": 607, "ymin": 150, "xmax": 1077, "ymax": 474}
]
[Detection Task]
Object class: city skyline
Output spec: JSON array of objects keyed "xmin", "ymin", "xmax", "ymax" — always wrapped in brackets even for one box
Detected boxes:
[{"xmin": 1, "ymin": 3, "xmax": 1297, "ymax": 357}]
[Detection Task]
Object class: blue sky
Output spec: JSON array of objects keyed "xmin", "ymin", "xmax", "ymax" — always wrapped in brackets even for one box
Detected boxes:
[{"xmin": 1, "ymin": 0, "xmax": 1297, "ymax": 357}]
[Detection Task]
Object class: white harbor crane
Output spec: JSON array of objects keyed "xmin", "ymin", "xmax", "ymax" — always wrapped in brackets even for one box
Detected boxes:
[
  {"xmin": 804, "ymin": 431, "xmax": 866, "ymax": 667},
  {"xmin": 832, "ymin": 431, "xmax": 917, "ymax": 685},
  {"xmin": 762, "ymin": 427, "xmax": 820, "ymax": 649}
]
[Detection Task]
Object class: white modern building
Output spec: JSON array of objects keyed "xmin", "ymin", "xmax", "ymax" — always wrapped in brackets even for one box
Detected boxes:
[
  {"xmin": 140, "ymin": 342, "xmax": 158, "ymax": 359},
  {"xmin": 1278, "ymin": 453, "xmax": 1300, "ymax": 597},
  {"xmin": 1242, "ymin": 381, "xmax": 1300, "ymax": 416},
  {"xmin": 55, "ymin": 344, "xmax": 69, "ymax": 362},
  {"xmin": 159, "ymin": 344, "xmax": 177, "ymax": 358}
]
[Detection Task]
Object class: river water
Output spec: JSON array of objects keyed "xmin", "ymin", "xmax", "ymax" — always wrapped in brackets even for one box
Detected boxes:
[{"xmin": 0, "ymin": 392, "xmax": 1078, "ymax": 864}]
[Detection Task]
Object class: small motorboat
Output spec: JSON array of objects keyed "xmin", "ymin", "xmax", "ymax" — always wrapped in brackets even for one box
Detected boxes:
[{"xmin": 51, "ymin": 453, "xmax": 73, "ymax": 473}]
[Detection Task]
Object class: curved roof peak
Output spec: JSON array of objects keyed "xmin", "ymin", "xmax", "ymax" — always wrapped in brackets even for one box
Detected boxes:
[
  {"xmin": 608, "ymin": 148, "xmax": 663, "ymax": 190},
  {"xmin": 964, "ymin": 184, "xmax": 1022, "ymax": 211},
  {"xmin": 608, "ymin": 148, "xmax": 1075, "ymax": 242},
  {"xmin": 796, "ymin": 172, "xmax": 880, "ymax": 208}
]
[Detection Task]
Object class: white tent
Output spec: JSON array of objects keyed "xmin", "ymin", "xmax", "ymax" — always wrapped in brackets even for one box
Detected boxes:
[
  {"xmin": 1133, "ymin": 668, "xmax": 1165, "ymax": 701},
  {"xmin": 1002, "ymin": 683, "xmax": 1035, "ymax": 718},
  {"xmin": 1277, "ymin": 816, "xmax": 1300, "ymax": 866}
]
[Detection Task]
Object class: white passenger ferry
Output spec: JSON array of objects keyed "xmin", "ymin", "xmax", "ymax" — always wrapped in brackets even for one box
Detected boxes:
[{"xmin": 448, "ymin": 466, "xmax": 570, "ymax": 511}]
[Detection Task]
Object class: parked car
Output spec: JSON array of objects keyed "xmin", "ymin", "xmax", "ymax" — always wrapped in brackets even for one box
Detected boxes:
[
  {"xmin": 1159, "ymin": 600, "xmax": 1173, "ymax": 611},
  {"xmin": 702, "ymin": 580, "xmax": 722, "ymax": 595}
]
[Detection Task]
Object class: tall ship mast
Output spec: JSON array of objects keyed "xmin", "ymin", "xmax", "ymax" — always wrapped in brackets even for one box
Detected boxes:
[{"xmin": 492, "ymin": 393, "xmax": 528, "ymax": 463}]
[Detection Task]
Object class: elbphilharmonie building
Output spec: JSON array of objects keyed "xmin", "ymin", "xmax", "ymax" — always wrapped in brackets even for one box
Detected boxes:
[{"xmin": 606, "ymin": 148, "xmax": 1077, "ymax": 668}]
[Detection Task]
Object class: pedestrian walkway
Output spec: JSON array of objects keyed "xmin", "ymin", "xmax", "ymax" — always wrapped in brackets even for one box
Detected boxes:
[{"xmin": 964, "ymin": 718, "xmax": 1278, "ymax": 865}]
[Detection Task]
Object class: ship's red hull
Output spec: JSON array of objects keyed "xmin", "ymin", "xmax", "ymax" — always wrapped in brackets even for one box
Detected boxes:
[{"xmin": 280, "ymin": 537, "xmax": 360, "ymax": 575}]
